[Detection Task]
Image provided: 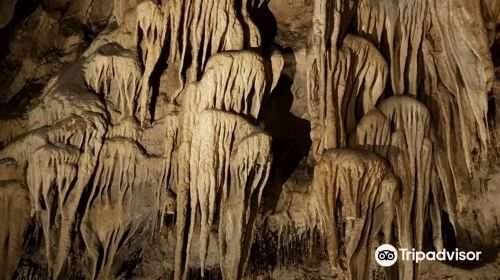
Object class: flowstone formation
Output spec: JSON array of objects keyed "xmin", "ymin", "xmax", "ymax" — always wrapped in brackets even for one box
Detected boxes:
[
  {"xmin": 310, "ymin": 149, "xmax": 399, "ymax": 280},
  {"xmin": 0, "ymin": 0, "xmax": 499, "ymax": 280}
]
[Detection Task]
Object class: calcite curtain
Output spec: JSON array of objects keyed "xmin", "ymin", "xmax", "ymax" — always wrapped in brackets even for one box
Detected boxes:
[{"xmin": 0, "ymin": 0, "xmax": 498, "ymax": 279}]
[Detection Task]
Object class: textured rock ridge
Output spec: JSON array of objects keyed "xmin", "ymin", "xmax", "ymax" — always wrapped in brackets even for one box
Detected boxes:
[{"xmin": 0, "ymin": 0, "xmax": 499, "ymax": 279}]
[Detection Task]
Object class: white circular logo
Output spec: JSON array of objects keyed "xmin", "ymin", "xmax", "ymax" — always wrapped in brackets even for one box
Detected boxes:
[{"xmin": 375, "ymin": 244, "xmax": 398, "ymax": 267}]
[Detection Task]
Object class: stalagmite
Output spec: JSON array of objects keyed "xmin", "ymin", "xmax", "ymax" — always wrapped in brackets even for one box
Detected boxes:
[
  {"xmin": 266, "ymin": 162, "xmax": 316, "ymax": 240},
  {"xmin": 310, "ymin": 149, "xmax": 399, "ymax": 279}
]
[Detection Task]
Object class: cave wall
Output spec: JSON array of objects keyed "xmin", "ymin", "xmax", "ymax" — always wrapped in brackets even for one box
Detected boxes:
[{"xmin": 0, "ymin": 0, "xmax": 499, "ymax": 279}]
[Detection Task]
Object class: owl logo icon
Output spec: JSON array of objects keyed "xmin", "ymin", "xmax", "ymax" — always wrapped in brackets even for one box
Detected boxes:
[{"xmin": 375, "ymin": 244, "xmax": 398, "ymax": 267}]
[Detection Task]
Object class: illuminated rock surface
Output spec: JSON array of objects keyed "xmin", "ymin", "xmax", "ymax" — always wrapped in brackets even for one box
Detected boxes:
[{"xmin": 0, "ymin": 0, "xmax": 499, "ymax": 279}]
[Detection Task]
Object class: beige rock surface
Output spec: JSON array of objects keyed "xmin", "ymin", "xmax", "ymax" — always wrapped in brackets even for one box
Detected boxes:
[{"xmin": 0, "ymin": 0, "xmax": 499, "ymax": 279}]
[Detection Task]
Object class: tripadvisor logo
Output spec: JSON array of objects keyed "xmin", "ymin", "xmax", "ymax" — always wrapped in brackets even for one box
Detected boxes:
[
  {"xmin": 375, "ymin": 244, "xmax": 482, "ymax": 267},
  {"xmin": 375, "ymin": 244, "xmax": 398, "ymax": 267}
]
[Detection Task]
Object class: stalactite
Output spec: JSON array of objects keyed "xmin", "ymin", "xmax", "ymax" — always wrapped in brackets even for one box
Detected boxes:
[
  {"xmin": 378, "ymin": 95, "xmax": 433, "ymax": 279},
  {"xmin": 0, "ymin": 132, "xmax": 48, "ymax": 179},
  {"xmin": 81, "ymin": 1, "xmax": 167, "ymax": 125},
  {"xmin": 165, "ymin": 0, "xmax": 261, "ymax": 85},
  {"xmin": 337, "ymin": 35, "xmax": 388, "ymax": 137},
  {"xmin": 186, "ymin": 109, "xmax": 272, "ymax": 280},
  {"xmin": 17, "ymin": 69, "xmax": 108, "ymax": 280},
  {"xmin": 83, "ymin": 45, "xmax": 142, "ymax": 124},
  {"xmin": 81, "ymin": 138, "xmax": 170, "ymax": 280},
  {"xmin": 1, "ymin": 109, "xmax": 107, "ymax": 280},
  {"xmin": 173, "ymin": 50, "xmax": 281, "ymax": 280},
  {"xmin": 348, "ymin": 109, "xmax": 391, "ymax": 156},
  {"xmin": 355, "ymin": 1, "xmax": 494, "ymax": 245},
  {"xmin": 83, "ymin": 0, "xmax": 264, "ymax": 123},
  {"xmin": 134, "ymin": 2, "xmax": 168, "ymax": 124},
  {"xmin": 0, "ymin": 181, "xmax": 31, "ymax": 280},
  {"xmin": 219, "ymin": 122, "xmax": 272, "ymax": 280},
  {"xmin": 356, "ymin": 0, "xmax": 426, "ymax": 96},
  {"xmin": 26, "ymin": 144, "xmax": 80, "ymax": 279},
  {"xmin": 418, "ymin": 0, "xmax": 495, "ymax": 248},
  {"xmin": 0, "ymin": 67, "xmax": 107, "ymax": 148},
  {"xmin": 426, "ymin": 0, "xmax": 492, "ymax": 178},
  {"xmin": 310, "ymin": 148, "xmax": 399, "ymax": 280},
  {"xmin": 307, "ymin": 31, "xmax": 388, "ymax": 161},
  {"xmin": 27, "ymin": 71, "xmax": 108, "ymax": 132},
  {"xmin": 0, "ymin": 0, "xmax": 498, "ymax": 278},
  {"xmin": 182, "ymin": 51, "xmax": 269, "ymax": 118}
]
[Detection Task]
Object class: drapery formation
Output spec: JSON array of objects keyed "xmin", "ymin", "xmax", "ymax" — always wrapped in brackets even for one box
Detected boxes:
[
  {"xmin": 0, "ymin": 0, "xmax": 498, "ymax": 279},
  {"xmin": 0, "ymin": 1, "xmax": 281, "ymax": 279},
  {"xmin": 274, "ymin": 0, "xmax": 497, "ymax": 278}
]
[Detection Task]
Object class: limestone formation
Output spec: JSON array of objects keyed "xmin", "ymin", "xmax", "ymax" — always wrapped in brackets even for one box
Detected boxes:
[
  {"xmin": 0, "ymin": 0, "xmax": 499, "ymax": 279},
  {"xmin": 307, "ymin": 31, "xmax": 388, "ymax": 160},
  {"xmin": 173, "ymin": 50, "xmax": 280, "ymax": 280},
  {"xmin": 348, "ymin": 109, "xmax": 391, "ymax": 156},
  {"xmin": 188, "ymin": 110, "xmax": 272, "ymax": 280},
  {"xmin": 81, "ymin": 138, "xmax": 169, "ymax": 279},
  {"xmin": 310, "ymin": 149, "xmax": 399, "ymax": 279},
  {"xmin": 379, "ymin": 95, "xmax": 433, "ymax": 278},
  {"xmin": 0, "ymin": 181, "xmax": 31, "ymax": 280}
]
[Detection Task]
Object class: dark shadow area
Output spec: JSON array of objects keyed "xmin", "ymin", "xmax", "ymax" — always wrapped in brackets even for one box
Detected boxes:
[
  {"xmin": 451, "ymin": 215, "xmax": 500, "ymax": 269},
  {"xmin": 0, "ymin": 0, "xmax": 40, "ymax": 61},
  {"xmin": 250, "ymin": 0, "xmax": 277, "ymax": 55},
  {"xmin": 117, "ymin": 249, "xmax": 143, "ymax": 279},
  {"xmin": 13, "ymin": 259, "xmax": 48, "ymax": 280},
  {"xmin": 148, "ymin": 27, "xmax": 171, "ymax": 123},
  {"xmin": 249, "ymin": 228, "xmax": 327, "ymax": 276},
  {"xmin": 250, "ymin": 0, "xmax": 311, "ymax": 215},
  {"xmin": 491, "ymin": 37, "xmax": 500, "ymax": 67},
  {"xmin": 188, "ymin": 267, "xmax": 222, "ymax": 280},
  {"xmin": 440, "ymin": 211, "xmax": 459, "ymax": 265},
  {"xmin": 259, "ymin": 46, "xmax": 311, "ymax": 213}
]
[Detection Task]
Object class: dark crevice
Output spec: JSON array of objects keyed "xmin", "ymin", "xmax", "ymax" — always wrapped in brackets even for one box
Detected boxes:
[{"xmin": 0, "ymin": 0, "xmax": 40, "ymax": 61}]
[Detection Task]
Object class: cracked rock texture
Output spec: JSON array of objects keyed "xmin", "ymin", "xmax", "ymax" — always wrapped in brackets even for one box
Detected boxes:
[{"xmin": 0, "ymin": 0, "xmax": 499, "ymax": 279}]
